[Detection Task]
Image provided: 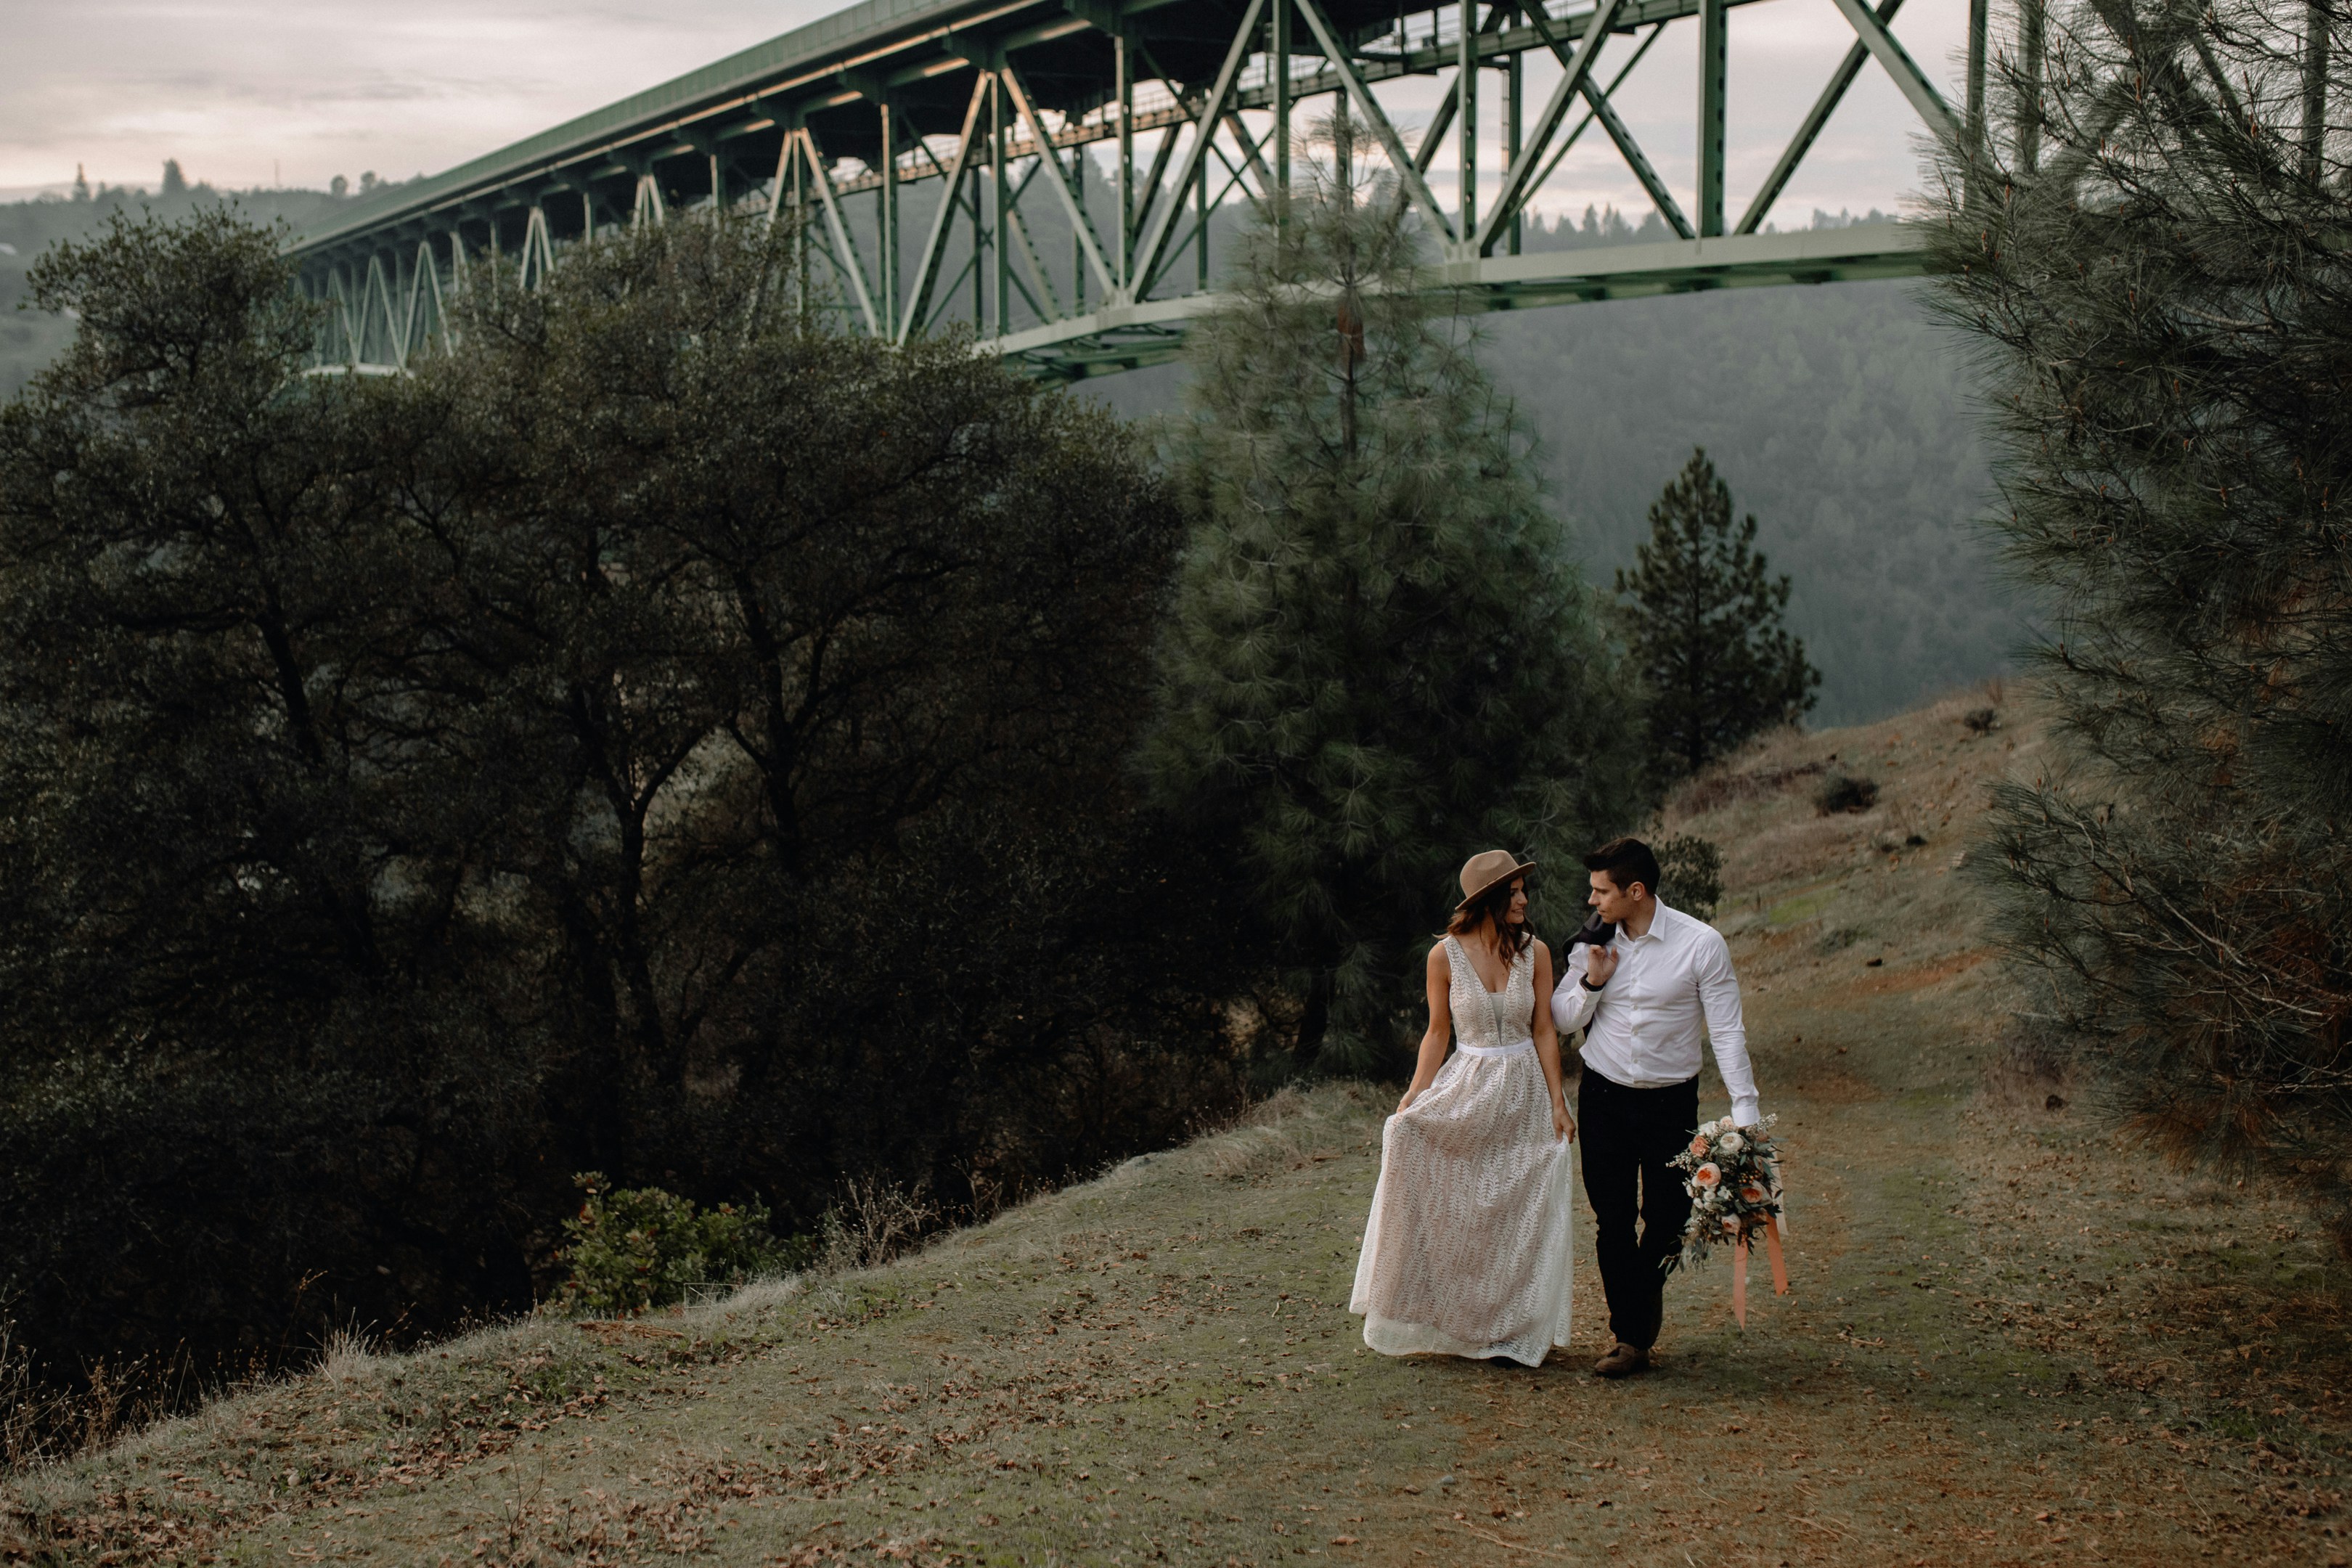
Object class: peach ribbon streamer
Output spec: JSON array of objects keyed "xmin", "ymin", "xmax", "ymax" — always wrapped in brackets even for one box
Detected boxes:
[{"xmin": 1731, "ymin": 1217, "xmax": 1792, "ymax": 1328}]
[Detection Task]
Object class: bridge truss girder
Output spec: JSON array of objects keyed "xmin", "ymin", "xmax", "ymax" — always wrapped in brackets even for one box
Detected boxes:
[{"xmin": 291, "ymin": 0, "xmax": 1980, "ymax": 380}]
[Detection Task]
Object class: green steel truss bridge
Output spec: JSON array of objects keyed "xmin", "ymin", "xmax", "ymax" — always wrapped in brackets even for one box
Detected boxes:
[{"xmin": 290, "ymin": 0, "xmax": 1981, "ymax": 380}]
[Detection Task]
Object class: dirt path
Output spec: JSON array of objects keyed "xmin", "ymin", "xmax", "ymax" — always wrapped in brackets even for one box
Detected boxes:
[{"xmin": 7, "ymin": 694, "xmax": 2345, "ymax": 1567}]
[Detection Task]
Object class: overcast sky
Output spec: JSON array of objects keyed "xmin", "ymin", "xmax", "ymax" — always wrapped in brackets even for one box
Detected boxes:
[{"xmin": 1, "ymin": 0, "xmax": 1972, "ymax": 226}]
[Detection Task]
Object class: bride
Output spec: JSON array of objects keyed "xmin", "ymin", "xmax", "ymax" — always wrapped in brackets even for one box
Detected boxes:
[{"xmin": 1350, "ymin": 850, "xmax": 1577, "ymax": 1365}]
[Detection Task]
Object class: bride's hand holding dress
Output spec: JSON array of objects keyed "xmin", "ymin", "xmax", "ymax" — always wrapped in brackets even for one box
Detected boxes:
[
  {"xmin": 1351, "ymin": 895, "xmax": 1580, "ymax": 1365},
  {"xmin": 1398, "ymin": 944, "xmax": 1575, "ymax": 1138}
]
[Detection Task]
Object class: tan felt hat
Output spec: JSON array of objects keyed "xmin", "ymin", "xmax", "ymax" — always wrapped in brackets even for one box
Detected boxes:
[{"xmin": 1455, "ymin": 849, "xmax": 1538, "ymax": 912}]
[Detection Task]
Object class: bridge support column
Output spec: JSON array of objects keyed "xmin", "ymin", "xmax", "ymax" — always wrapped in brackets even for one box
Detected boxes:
[
  {"xmin": 1459, "ymin": 0, "xmax": 1479, "ymax": 237},
  {"xmin": 1196, "ymin": 134, "xmax": 1209, "ymax": 292},
  {"xmin": 2019, "ymin": 0, "xmax": 2044, "ymax": 172},
  {"xmin": 1698, "ymin": 0, "xmax": 1728, "ymax": 236},
  {"xmin": 1273, "ymin": 0, "xmax": 1291, "ymax": 203},
  {"xmin": 1116, "ymin": 35, "xmax": 1134, "ymax": 290},
  {"xmin": 1504, "ymin": 0, "xmax": 1522, "ymax": 254},
  {"xmin": 992, "ymin": 78, "xmax": 1009, "ymax": 334},
  {"xmin": 2304, "ymin": 0, "xmax": 2331, "ymax": 182},
  {"xmin": 878, "ymin": 101, "xmax": 899, "ymax": 338},
  {"xmin": 1966, "ymin": 0, "xmax": 1988, "ymax": 160}
]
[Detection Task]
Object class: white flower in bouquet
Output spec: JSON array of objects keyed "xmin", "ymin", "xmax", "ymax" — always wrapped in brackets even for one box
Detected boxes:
[{"xmin": 1720, "ymin": 1132, "xmax": 1746, "ymax": 1155}]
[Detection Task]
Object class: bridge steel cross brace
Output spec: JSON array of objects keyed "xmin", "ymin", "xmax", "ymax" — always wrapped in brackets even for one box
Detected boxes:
[
  {"xmin": 1516, "ymin": 0, "xmax": 1689, "ymax": 240},
  {"xmin": 287, "ymin": 0, "xmax": 1973, "ymax": 380},
  {"xmin": 1128, "ymin": 0, "xmax": 1267, "ymax": 308},
  {"xmin": 1739, "ymin": 0, "xmax": 1903, "ymax": 234},
  {"xmin": 1292, "ymin": 0, "xmax": 1458, "ymax": 248},
  {"xmin": 1474, "ymin": 0, "xmax": 1628, "ymax": 256},
  {"xmin": 898, "ymin": 75, "xmax": 995, "ymax": 341}
]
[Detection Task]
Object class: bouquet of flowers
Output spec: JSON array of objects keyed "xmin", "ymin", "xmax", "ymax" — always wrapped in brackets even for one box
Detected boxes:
[{"xmin": 1664, "ymin": 1114, "xmax": 1788, "ymax": 1324}]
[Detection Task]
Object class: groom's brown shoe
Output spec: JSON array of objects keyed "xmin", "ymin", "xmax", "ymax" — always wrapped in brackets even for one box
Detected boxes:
[{"xmin": 1593, "ymin": 1342, "xmax": 1650, "ymax": 1379}]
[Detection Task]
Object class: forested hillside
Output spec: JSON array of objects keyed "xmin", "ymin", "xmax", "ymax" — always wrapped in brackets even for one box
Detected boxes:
[
  {"xmin": 3, "ymin": 185, "xmax": 2012, "ymax": 724},
  {"xmin": 1095, "ymin": 273, "xmax": 2010, "ymax": 725},
  {"xmin": 0, "ymin": 215, "xmax": 1257, "ymax": 1405},
  {"xmin": 1, "ymin": 184, "xmax": 341, "ymax": 399}
]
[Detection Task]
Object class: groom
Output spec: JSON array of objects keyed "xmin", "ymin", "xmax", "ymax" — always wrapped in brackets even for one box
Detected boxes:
[{"xmin": 1551, "ymin": 836, "xmax": 1763, "ymax": 1378}]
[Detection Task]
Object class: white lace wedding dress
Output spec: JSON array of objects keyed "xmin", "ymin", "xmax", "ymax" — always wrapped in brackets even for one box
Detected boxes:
[{"xmin": 1349, "ymin": 935, "xmax": 1576, "ymax": 1363}]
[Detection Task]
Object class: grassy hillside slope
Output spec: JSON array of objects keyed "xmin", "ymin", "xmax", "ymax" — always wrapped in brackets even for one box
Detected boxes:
[{"xmin": 6, "ymin": 691, "xmax": 2345, "ymax": 1566}]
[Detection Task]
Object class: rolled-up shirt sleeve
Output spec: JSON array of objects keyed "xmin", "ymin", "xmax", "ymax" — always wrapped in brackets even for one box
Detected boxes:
[
  {"xmin": 1695, "ymin": 931, "xmax": 1762, "ymax": 1126},
  {"xmin": 1551, "ymin": 963, "xmax": 1603, "ymax": 1035}
]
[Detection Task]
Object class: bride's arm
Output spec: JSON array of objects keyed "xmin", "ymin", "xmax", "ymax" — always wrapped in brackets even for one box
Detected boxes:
[
  {"xmin": 1532, "ymin": 942, "xmax": 1575, "ymax": 1142},
  {"xmin": 1397, "ymin": 944, "xmax": 1452, "ymax": 1113}
]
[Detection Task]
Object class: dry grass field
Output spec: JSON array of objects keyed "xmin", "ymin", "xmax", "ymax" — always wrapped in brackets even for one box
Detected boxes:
[{"xmin": 5, "ymin": 690, "xmax": 2346, "ymax": 1567}]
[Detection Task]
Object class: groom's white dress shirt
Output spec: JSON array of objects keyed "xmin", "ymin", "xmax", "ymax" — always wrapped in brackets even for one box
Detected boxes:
[{"xmin": 1549, "ymin": 900, "xmax": 1762, "ymax": 1127}]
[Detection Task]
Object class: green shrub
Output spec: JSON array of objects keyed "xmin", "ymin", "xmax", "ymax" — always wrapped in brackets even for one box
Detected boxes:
[
  {"xmin": 552, "ymin": 1174, "xmax": 799, "ymax": 1315},
  {"xmin": 1655, "ymin": 834, "xmax": 1724, "ymax": 921}
]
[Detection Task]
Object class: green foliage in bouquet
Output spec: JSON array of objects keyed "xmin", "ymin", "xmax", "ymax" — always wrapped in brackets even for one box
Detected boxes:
[{"xmin": 554, "ymin": 1175, "xmax": 803, "ymax": 1315}]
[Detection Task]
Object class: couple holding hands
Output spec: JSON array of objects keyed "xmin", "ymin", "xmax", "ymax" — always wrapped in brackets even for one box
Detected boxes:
[{"xmin": 1349, "ymin": 837, "xmax": 1763, "ymax": 1376}]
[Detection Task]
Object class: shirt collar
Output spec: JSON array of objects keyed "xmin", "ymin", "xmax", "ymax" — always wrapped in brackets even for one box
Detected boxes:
[{"xmin": 1622, "ymin": 902, "xmax": 1680, "ymax": 944}]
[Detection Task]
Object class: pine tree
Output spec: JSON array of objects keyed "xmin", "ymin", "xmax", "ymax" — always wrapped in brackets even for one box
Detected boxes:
[
  {"xmin": 1141, "ymin": 110, "xmax": 1643, "ymax": 1072},
  {"xmin": 160, "ymin": 159, "xmax": 187, "ymax": 197},
  {"xmin": 1926, "ymin": 0, "xmax": 2352, "ymax": 1248},
  {"xmin": 1615, "ymin": 449, "xmax": 1818, "ymax": 778}
]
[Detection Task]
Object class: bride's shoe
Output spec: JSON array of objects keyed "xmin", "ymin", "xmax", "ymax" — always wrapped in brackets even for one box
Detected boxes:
[{"xmin": 1592, "ymin": 1342, "xmax": 1649, "ymax": 1378}]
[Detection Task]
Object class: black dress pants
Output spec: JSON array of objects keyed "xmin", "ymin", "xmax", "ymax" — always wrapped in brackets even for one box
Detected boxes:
[{"xmin": 1577, "ymin": 1068, "xmax": 1699, "ymax": 1351}]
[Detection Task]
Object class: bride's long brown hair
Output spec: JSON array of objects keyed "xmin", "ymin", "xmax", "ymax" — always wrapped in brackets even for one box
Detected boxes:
[{"xmin": 1445, "ymin": 875, "xmax": 1533, "ymax": 961}]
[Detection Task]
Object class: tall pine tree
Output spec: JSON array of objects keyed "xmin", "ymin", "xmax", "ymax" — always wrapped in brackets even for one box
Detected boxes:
[
  {"xmin": 1616, "ymin": 449, "xmax": 1818, "ymax": 778},
  {"xmin": 1141, "ymin": 111, "xmax": 1641, "ymax": 1072},
  {"xmin": 1927, "ymin": 0, "xmax": 2352, "ymax": 1247}
]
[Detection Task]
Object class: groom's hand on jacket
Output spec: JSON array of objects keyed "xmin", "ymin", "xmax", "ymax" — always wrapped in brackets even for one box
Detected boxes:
[
  {"xmin": 1559, "ymin": 915, "xmax": 1616, "ymax": 993},
  {"xmin": 1583, "ymin": 943, "xmax": 1620, "ymax": 988}
]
